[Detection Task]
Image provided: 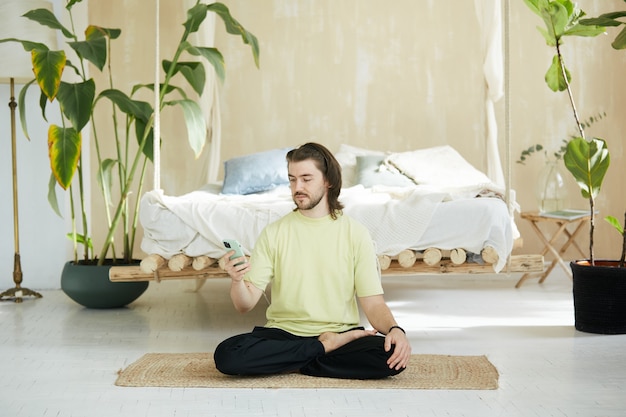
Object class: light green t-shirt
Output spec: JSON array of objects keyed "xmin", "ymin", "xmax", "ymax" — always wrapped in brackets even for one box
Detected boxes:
[{"xmin": 245, "ymin": 210, "xmax": 383, "ymax": 337}]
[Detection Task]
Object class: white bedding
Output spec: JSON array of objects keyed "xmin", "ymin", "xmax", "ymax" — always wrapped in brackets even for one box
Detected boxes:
[{"xmin": 139, "ymin": 183, "xmax": 518, "ymax": 273}]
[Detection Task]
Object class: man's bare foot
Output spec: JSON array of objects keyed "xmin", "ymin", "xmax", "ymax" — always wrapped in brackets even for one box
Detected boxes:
[{"xmin": 318, "ymin": 329, "xmax": 377, "ymax": 353}]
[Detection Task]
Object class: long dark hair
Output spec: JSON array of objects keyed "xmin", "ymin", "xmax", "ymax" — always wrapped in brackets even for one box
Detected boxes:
[{"xmin": 286, "ymin": 142, "xmax": 343, "ymax": 219}]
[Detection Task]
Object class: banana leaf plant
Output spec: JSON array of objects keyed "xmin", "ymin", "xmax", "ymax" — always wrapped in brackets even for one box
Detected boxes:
[
  {"xmin": 523, "ymin": 0, "xmax": 609, "ymax": 265},
  {"xmin": 0, "ymin": 0, "xmax": 259, "ymax": 266}
]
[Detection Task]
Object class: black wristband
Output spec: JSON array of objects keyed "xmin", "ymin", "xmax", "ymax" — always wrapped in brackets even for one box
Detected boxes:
[{"xmin": 388, "ymin": 325, "xmax": 405, "ymax": 334}]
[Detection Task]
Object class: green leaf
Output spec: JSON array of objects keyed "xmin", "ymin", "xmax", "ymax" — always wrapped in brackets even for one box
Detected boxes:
[
  {"xmin": 0, "ymin": 38, "xmax": 50, "ymax": 52},
  {"xmin": 545, "ymin": 54, "xmax": 570, "ymax": 92},
  {"xmin": 134, "ymin": 118, "xmax": 155, "ymax": 162},
  {"xmin": 539, "ymin": 0, "xmax": 569, "ymax": 41},
  {"xmin": 38, "ymin": 90, "xmax": 49, "ymax": 122},
  {"xmin": 182, "ymin": 43, "xmax": 226, "ymax": 84},
  {"xmin": 563, "ymin": 23, "xmax": 605, "ymax": 37},
  {"xmin": 17, "ymin": 80, "xmax": 37, "ymax": 141},
  {"xmin": 48, "ymin": 126, "xmax": 82, "ymax": 190},
  {"xmin": 132, "ymin": 83, "xmax": 188, "ymax": 100},
  {"xmin": 56, "ymin": 80, "xmax": 96, "ymax": 132},
  {"xmin": 32, "ymin": 49, "xmax": 66, "ymax": 101},
  {"xmin": 67, "ymin": 25, "xmax": 121, "ymax": 71},
  {"xmin": 563, "ymin": 137, "xmax": 610, "ymax": 199},
  {"xmin": 97, "ymin": 159, "xmax": 117, "ymax": 207},
  {"xmin": 69, "ymin": 37, "xmax": 107, "ymax": 71},
  {"xmin": 605, "ymin": 215, "xmax": 624, "ymax": 234},
  {"xmin": 98, "ymin": 89, "xmax": 153, "ymax": 122},
  {"xmin": 208, "ymin": 3, "xmax": 260, "ymax": 68},
  {"xmin": 23, "ymin": 8, "xmax": 73, "ymax": 38},
  {"xmin": 612, "ymin": 26, "xmax": 626, "ymax": 49},
  {"xmin": 183, "ymin": 3, "xmax": 209, "ymax": 34},
  {"xmin": 581, "ymin": 12, "xmax": 626, "ymax": 27},
  {"xmin": 65, "ymin": 232, "xmax": 93, "ymax": 249},
  {"xmin": 166, "ymin": 99, "xmax": 206, "ymax": 158},
  {"xmin": 47, "ymin": 173, "xmax": 62, "ymax": 218},
  {"xmin": 163, "ymin": 60, "xmax": 207, "ymax": 95},
  {"xmin": 85, "ymin": 25, "xmax": 121, "ymax": 41}
]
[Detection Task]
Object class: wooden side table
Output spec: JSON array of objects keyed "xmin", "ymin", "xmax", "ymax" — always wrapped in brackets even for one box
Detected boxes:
[{"xmin": 515, "ymin": 211, "xmax": 590, "ymax": 288}]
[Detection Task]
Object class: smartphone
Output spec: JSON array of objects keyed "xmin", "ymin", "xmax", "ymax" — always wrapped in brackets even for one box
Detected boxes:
[{"xmin": 223, "ymin": 239, "xmax": 247, "ymax": 266}]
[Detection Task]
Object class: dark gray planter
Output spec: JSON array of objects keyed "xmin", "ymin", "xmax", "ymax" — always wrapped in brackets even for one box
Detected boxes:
[
  {"xmin": 61, "ymin": 261, "xmax": 148, "ymax": 309},
  {"xmin": 571, "ymin": 260, "xmax": 626, "ymax": 335}
]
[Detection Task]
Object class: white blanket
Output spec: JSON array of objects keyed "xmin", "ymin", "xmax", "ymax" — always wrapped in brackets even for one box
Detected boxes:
[{"xmin": 140, "ymin": 183, "xmax": 515, "ymax": 272}]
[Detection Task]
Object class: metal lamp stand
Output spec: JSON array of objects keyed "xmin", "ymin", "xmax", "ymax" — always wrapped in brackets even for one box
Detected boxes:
[{"xmin": 1, "ymin": 78, "xmax": 42, "ymax": 303}]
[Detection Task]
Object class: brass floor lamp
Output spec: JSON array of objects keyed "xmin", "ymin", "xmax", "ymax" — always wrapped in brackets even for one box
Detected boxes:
[
  {"xmin": 0, "ymin": 78, "xmax": 42, "ymax": 303},
  {"xmin": 0, "ymin": 0, "xmax": 56, "ymax": 302}
]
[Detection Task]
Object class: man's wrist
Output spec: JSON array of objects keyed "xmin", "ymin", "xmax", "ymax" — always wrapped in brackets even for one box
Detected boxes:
[{"xmin": 388, "ymin": 325, "xmax": 405, "ymax": 335}]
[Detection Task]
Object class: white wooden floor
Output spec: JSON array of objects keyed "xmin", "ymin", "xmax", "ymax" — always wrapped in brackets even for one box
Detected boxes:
[{"xmin": 1, "ymin": 269, "xmax": 625, "ymax": 417}]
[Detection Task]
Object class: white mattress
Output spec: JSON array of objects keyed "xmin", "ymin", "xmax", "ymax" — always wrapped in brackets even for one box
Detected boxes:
[{"xmin": 139, "ymin": 183, "xmax": 518, "ymax": 273}]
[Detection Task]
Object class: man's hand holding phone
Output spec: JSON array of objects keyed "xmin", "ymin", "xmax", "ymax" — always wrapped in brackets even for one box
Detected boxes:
[{"xmin": 223, "ymin": 239, "xmax": 250, "ymax": 281}]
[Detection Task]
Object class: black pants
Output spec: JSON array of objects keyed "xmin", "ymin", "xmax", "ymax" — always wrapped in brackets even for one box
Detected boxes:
[{"xmin": 214, "ymin": 326, "xmax": 405, "ymax": 380}]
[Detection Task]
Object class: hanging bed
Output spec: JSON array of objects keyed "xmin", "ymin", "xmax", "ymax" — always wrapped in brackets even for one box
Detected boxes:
[
  {"xmin": 108, "ymin": 0, "xmax": 544, "ymax": 284},
  {"xmin": 109, "ymin": 144, "xmax": 543, "ymax": 283}
]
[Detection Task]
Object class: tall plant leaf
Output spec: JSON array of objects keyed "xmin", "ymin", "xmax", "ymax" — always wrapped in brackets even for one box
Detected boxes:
[
  {"xmin": 23, "ymin": 8, "xmax": 73, "ymax": 38},
  {"xmin": 134, "ymin": 119, "xmax": 155, "ymax": 162},
  {"xmin": 163, "ymin": 60, "xmax": 207, "ymax": 95},
  {"xmin": 98, "ymin": 89, "xmax": 153, "ymax": 122},
  {"xmin": 17, "ymin": 80, "xmax": 37, "ymax": 140},
  {"xmin": 207, "ymin": 3, "xmax": 260, "ymax": 67},
  {"xmin": 56, "ymin": 80, "xmax": 96, "ymax": 132},
  {"xmin": 545, "ymin": 54, "xmax": 570, "ymax": 92},
  {"xmin": 47, "ymin": 173, "xmax": 62, "ymax": 217},
  {"xmin": 48, "ymin": 126, "xmax": 81, "ymax": 190},
  {"xmin": 165, "ymin": 99, "xmax": 206, "ymax": 157},
  {"xmin": 563, "ymin": 137, "xmax": 610, "ymax": 199},
  {"xmin": 97, "ymin": 158, "xmax": 117, "ymax": 207},
  {"xmin": 32, "ymin": 49, "xmax": 66, "ymax": 101},
  {"xmin": 182, "ymin": 43, "xmax": 226, "ymax": 84}
]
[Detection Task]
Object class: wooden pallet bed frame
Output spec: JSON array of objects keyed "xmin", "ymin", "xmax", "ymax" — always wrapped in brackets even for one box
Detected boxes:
[{"xmin": 109, "ymin": 248, "xmax": 544, "ymax": 283}]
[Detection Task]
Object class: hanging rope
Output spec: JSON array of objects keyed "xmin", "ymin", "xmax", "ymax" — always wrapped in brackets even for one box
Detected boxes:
[
  {"xmin": 504, "ymin": 0, "xmax": 511, "ymax": 215},
  {"xmin": 153, "ymin": 0, "xmax": 161, "ymax": 191},
  {"xmin": 504, "ymin": 0, "xmax": 512, "ymax": 273}
]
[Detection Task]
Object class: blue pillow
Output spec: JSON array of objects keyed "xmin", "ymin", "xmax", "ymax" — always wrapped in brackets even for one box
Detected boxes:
[
  {"xmin": 222, "ymin": 148, "xmax": 292, "ymax": 195},
  {"xmin": 356, "ymin": 155, "xmax": 414, "ymax": 188}
]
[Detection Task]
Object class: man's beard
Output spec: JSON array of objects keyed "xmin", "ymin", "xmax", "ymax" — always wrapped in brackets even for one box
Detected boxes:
[{"xmin": 293, "ymin": 191, "xmax": 324, "ymax": 211}]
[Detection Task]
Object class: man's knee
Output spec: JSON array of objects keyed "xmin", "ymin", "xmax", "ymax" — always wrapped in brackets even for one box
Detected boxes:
[{"xmin": 214, "ymin": 339, "xmax": 241, "ymax": 375}]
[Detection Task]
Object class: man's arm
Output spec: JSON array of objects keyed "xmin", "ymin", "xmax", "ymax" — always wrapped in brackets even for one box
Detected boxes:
[
  {"xmin": 223, "ymin": 251, "xmax": 264, "ymax": 313},
  {"xmin": 359, "ymin": 294, "xmax": 412, "ymax": 370}
]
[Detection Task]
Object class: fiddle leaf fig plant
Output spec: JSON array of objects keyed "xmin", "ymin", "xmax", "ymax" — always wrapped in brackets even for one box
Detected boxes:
[
  {"xmin": 523, "ymin": 0, "xmax": 608, "ymax": 265},
  {"xmin": 582, "ymin": 1, "xmax": 626, "ymax": 266},
  {"xmin": 0, "ymin": 0, "xmax": 259, "ymax": 266}
]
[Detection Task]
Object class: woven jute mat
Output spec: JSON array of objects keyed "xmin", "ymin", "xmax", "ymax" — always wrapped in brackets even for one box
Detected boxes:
[{"xmin": 115, "ymin": 353, "xmax": 498, "ymax": 390}]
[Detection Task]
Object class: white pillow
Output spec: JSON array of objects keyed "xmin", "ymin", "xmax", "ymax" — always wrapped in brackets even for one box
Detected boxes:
[
  {"xmin": 334, "ymin": 144, "xmax": 385, "ymax": 188},
  {"xmin": 222, "ymin": 147, "xmax": 292, "ymax": 195},
  {"xmin": 384, "ymin": 146, "xmax": 492, "ymax": 188}
]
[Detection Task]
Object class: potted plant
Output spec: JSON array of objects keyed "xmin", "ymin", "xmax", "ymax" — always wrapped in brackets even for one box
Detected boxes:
[
  {"xmin": 0, "ymin": 1, "xmax": 259, "ymax": 308},
  {"xmin": 523, "ymin": 0, "xmax": 626, "ymax": 334}
]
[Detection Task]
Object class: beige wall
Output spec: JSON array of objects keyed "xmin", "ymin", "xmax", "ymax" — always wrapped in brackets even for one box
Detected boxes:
[{"xmin": 89, "ymin": 0, "xmax": 626, "ymax": 262}]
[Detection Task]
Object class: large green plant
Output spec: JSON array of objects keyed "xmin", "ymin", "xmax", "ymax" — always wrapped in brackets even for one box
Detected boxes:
[
  {"xmin": 523, "ymin": 0, "xmax": 609, "ymax": 265},
  {"xmin": 0, "ymin": 0, "xmax": 259, "ymax": 266},
  {"xmin": 581, "ymin": 1, "xmax": 626, "ymax": 266}
]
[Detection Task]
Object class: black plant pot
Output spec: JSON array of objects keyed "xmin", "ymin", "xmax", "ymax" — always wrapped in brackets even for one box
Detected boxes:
[
  {"xmin": 571, "ymin": 260, "xmax": 626, "ymax": 335},
  {"xmin": 61, "ymin": 260, "xmax": 149, "ymax": 309}
]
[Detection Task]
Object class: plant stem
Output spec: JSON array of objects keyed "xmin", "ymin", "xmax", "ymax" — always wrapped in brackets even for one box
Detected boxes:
[
  {"xmin": 556, "ymin": 43, "xmax": 585, "ymax": 140},
  {"xmin": 619, "ymin": 212, "xmax": 626, "ymax": 268},
  {"xmin": 556, "ymin": 41, "xmax": 595, "ymax": 264},
  {"xmin": 97, "ymin": 114, "xmax": 155, "ymax": 265},
  {"xmin": 69, "ymin": 185, "xmax": 77, "ymax": 264}
]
